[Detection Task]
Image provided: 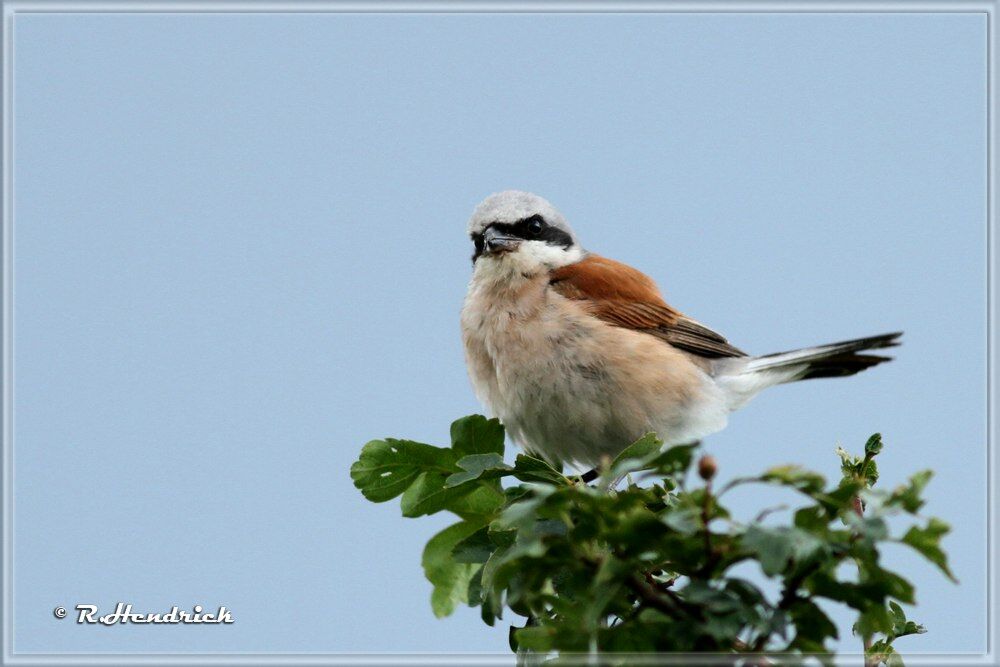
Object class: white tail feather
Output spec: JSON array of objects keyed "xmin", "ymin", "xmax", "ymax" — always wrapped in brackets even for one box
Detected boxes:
[{"xmin": 716, "ymin": 332, "xmax": 902, "ymax": 410}]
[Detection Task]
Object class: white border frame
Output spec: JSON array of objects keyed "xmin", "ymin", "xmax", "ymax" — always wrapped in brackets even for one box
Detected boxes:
[{"xmin": 1, "ymin": 2, "xmax": 995, "ymax": 665}]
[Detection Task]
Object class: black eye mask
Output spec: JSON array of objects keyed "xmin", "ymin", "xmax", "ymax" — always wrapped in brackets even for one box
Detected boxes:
[{"xmin": 471, "ymin": 215, "xmax": 574, "ymax": 262}]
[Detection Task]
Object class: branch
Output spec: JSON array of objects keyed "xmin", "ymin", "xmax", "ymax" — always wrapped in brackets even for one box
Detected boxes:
[
  {"xmin": 747, "ymin": 557, "xmax": 826, "ymax": 654},
  {"xmin": 628, "ymin": 572, "xmax": 687, "ymax": 618}
]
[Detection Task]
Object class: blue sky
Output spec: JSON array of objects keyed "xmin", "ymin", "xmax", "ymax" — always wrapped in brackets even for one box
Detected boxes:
[{"xmin": 11, "ymin": 11, "xmax": 986, "ymax": 655}]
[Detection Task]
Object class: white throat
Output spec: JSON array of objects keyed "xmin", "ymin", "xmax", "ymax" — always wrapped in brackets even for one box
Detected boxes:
[{"xmin": 472, "ymin": 242, "xmax": 585, "ymax": 287}]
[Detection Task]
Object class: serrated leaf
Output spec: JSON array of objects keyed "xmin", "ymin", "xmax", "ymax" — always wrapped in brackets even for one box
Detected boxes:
[
  {"xmin": 401, "ymin": 471, "xmax": 478, "ymax": 517},
  {"xmin": 863, "ymin": 458, "xmax": 880, "ymax": 487},
  {"xmin": 789, "ymin": 599, "xmax": 838, "ymax": 646},
  {"xmin": 353, "ymin": 414, "xmax": 951, "ymax": 659},
  {"xmin": 422, "ymin": 520, "xmax": 486, "ymax": 618},
  {"xmin": 889, "ymin": 600, "xmax": 905, "ymax": 628},
  {"xmin": 867, "ymin": 639, "xmax": 902, "ymax": 667},
  {"xmin": 865, "ymin": 433, "xmax": 884, "ymax": 457},
  {"xmin": 487, "ymin": 524, "xmax": 517, "ymax": 549},
  {"xmin": 794, "ymin": 506, "xmax": 829, "ymax": 533},
  {"xmin": 452, "ymin": 526, "xmax": 496, "ymax": 564},
  {"xmin": 350, "ymin": 438, "xmax": 455, "ymax": 502},
  {"xmin": 466, "ymin": 564, "xmax": 484, "ymax": 607},
  {"xmin": 762, "ymin": 465, "xmax": 827, "ymax": 496},
  {"xmin": 873, "ymin": 568, "xmax": 916, "ymax": 605},
  {"xmin": 845, "ymin": 513, "xmax": 890, "ymax": 544},
  {"xmin": 724, "ymin": 578, "xmax": 768, "ymax": 608},
  {"xmin": 837, "ymin": 445, "xmax": 878, "ymax": 487},
  {"xmin": 444, "ymin": 453, "xmax": 512, "ymax": 488},
  {"xmin": 583, "ymin": 558, "xmax": 628, "ymax": 626},
  {"xmin": 819, "ymin": 479, "xmax": 864, "ymax": 516},
  {"xmin": 513, "ymin": 626, "xmax": 556, "ymax": 652},
  {"xmin": 610, "ymin": 441, "xmax": 697, "ymax": 483},
  {"xmin": 479, "ymin": 543, "xmax": 512, "ymax": 624},
  {"xmin": 646, "ymin": 444, "xmax": 698, "ymax": 477},
  {"xmin": 888, "ymin": 600, "xmax": 926, "ymax": 639},
  {"xmin": 609, "ymin": 433, "xmax": 662, "ymax": 471},
  {"xmin": 450, "ymin": 414, "xmax": 505, "ymax": 457},
  {"xmin": 869, "ymin": 638, "xmax": 891, "ymax": 653},
  {"xmin": 453, "ymin": 484, "xmax": 507, "ymax": 518},
  {"xmin": 742, "ymin": 525, "xmax": 825, "ymax": 576},
  {"xmin": 662, "ymin": 504, "xmax": 700, "ymax": 534},
  {"xmin": 901, "ymin": 518, "xmax": 956, "ymax": 582},
  {"xmin": 511, "ymin": 454, "xmax": 566, "ymax": 485},
  {"xmin": 856, "ymin": 602, "xmax": 894, "ymax": 636},
  {"xmin": 887, "ymin": 470, "xmax": 933, "ymax": 514}
]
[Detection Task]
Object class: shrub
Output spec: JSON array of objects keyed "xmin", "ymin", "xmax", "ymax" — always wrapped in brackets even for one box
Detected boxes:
[{"xmin": 351, "ymin": 416, "xmax": 953, "ymax": 665}]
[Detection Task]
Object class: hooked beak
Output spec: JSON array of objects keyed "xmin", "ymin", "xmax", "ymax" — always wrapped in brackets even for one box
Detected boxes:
[{"xmin": 483, "ymin": 226, "xmax": 520, "ymax": 255}]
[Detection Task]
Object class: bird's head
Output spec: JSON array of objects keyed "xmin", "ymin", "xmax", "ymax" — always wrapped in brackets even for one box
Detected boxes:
[{"xmin": 468, "ymin": 191, "xmax": 584, "ymax": 279}]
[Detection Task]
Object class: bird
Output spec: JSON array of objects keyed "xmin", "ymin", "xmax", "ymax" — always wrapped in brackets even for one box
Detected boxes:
[{"xmin": 460, "ymin": 190, "xmax": 901, "ymax": 471}]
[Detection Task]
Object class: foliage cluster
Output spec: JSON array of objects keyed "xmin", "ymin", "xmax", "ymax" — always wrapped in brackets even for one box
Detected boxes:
[{"xmin": 351, "ymin": 416, "xmax": 953, "ymax": 665}]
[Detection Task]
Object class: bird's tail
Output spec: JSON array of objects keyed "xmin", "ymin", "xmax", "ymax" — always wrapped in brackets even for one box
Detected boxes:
[
  {"xmin": 743, "ymin": 331, "xmax": 902, "ymax": 381},
  {"xmin": 716, "ymin": 332, "xmax": 901, "ymax": 410}
]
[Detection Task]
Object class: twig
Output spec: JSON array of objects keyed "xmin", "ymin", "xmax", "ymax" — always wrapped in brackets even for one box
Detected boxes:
[
  {"xmin": 754, "ymin": 504, "xmax": 790, "ymax": 523},
  {"xmin": 702, "ymin": 479, "xmax": 714, "ymax": 567},
  {"xmin": 852, "ymin": 494, "xmax": 864, "ymax": 518},
  {"xmin": 852, "ymin": 454, "xmax": 875, "ymax": 665},
  {"xmin": 627, "ymin": 572, "xmax": 686, "ymax": 618}
]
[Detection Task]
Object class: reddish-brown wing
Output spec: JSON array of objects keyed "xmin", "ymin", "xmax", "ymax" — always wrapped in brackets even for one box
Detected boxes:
[{"xmin": 549, "ymin": 254, "xmax": 746, "ymax": 359}]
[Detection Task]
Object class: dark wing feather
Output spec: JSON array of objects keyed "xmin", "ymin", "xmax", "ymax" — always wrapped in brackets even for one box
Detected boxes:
[
  {"xmin": 549, "ymin": 255, "xmax": 746, "ymax": 359},
  {"xmin": 654, "ymin": 317, "xmax": 746, "ymax": 358}
]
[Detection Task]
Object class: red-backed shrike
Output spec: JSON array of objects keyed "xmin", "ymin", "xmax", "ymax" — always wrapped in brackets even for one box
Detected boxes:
[{"xmin": 460, "ymin": 190, "xmax": 900, "ymax": 470}]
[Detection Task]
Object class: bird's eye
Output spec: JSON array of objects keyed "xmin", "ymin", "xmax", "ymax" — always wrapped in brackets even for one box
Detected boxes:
[{"xmin": 526, "ymin": 217, "xmax": 545, "ymax": 236}]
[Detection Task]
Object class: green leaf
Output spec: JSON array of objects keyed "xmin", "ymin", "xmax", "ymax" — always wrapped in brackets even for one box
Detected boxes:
[
  {"xmin": 888, "ymin": 600, "xmax": 927, "ymax": 639},
  {"xmin": 511, "ymin": 454, "xmax": 566, "ymax": 485},
  {"xmin": 513, "ymin": 626, "xmax": 556, "ymax": 652},
  {"xmin": 479, "ymin": 543, "xmax": 512, "ymax": 625},
  {"xmin": 794, "ymin": 506, "xmax": 830, "ymax": 533},
  {"xmin": 487, "ymin": 525, "xmax": 517, "ymax": 551},
  {"xmin": 742, "ymin": 525, "xmax": 825, "ymax": 576},
  {"xmin": 450, "ymin": 415, "xmax": 505, "ymax": 457},
  {"xmin": 845, "ymin": 513, "xmax": 890, "ymax": 544},
  {"xmin": 662, "ymin": 504, "xmax": 700, "ymax": 534},
  {"xmin": 466, "ymin": 564, "xmax": 484, "ymax": 607},
  {"xmin": 609, "ymin": 433, "xmax": 662, "ymax": 471},
  {"xmin": 422, "ymin": 520, "xmax": 487, "ymax": 618},
  {"xmin": 901, "ymin": 518, "xmax": 956, "ymax": 582},
  {"xmin": 444, "ymin": 453, "xmax": 512, "ymax": 488},
  {"xmin": 867, "ymin": 639, "xmax": 904, "ymax": 667},
  {"xmin": 816, "ymin": 481, "xmax": 864, "ymax": 520},
  {"xmin": 871, "ymin": 567, "xmax": 916, "ymax": 605},
  {"xmin": 605, "ymin": 436, "xmax": 700, "ymax": 484},
  {"xmin": 863, "ymin": 458, "xmax": 880, "ymax": 487},
  {"xmin": 646, "ymin": 444, "xmax": 698, "ymax": 478},
  {"xmin": 401, "ymin": 472, "xmax": 478, "ymax": 517},
  {"xmin": 836, "ymin": 446, "xmax": 857, "ymax": 473},
  {"xmin": 761, "ymin": 465, "xmax": 826, "ymax": 496},
  {"xmin": 350, "ymin": 438, "xmax": 455, "ymax": 502},
  {"xmin": 865, "ymin": 433, "xmax": 884, "ymax": 457},
  {"xmin": 887, "ymin": 470, "xmax": 933, "ymax": 514},
  {"xmin": 837, "ymin": 446, "xmax": 879, "ymax": 487},
  {"xmin": 452, "ymin": 526, "xmax": 497, "ymax": 564},
  {"xmin": 788, "ymin": 599, "xmax": 838, "ymax": 647},
  {"xmin": 454, "ymin": 484, "xmax": 508, "ymax": 518},
  {"xmin": 353, "ymin": 415, "xmax": 951, "ymax": 659},
  {"xmin": 856, "ymin": 602, "xmax": 894, "ymax": 636}
]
